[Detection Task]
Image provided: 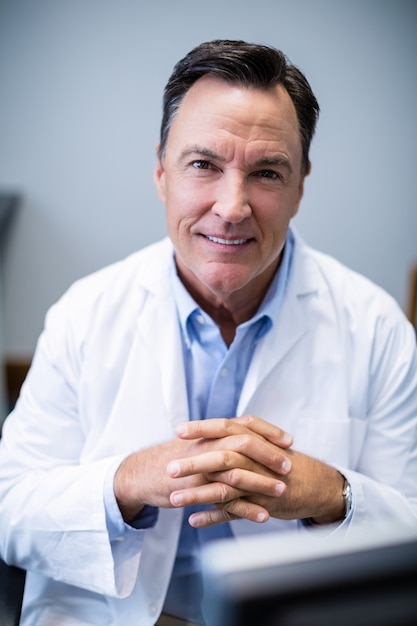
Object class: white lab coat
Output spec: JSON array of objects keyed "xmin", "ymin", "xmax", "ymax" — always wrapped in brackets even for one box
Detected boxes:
[{"xmin": 0, "ymin": 232, "xmax": 416, "ymax": 625}]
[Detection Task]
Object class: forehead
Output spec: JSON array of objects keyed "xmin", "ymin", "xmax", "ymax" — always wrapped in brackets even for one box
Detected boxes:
[{"xmin": 166, "ymin": 75, "xmax": 302, "ymax": 163}]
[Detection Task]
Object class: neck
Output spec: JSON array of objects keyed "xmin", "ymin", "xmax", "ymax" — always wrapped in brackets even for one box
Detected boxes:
[
  {"xmin": 179, "ymin": 273, "xmax": 275, "ymax": 347},
  {"xmin": 201, "ymin": 302, "xmax": 246, "ymax": 347},
  {"xmin": 175, "ymin": 252, "xmax": 283, "ymax": 346}
]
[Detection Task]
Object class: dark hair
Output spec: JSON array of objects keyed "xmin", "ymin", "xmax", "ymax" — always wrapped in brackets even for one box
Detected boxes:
[{"xmin": 159, "ymin": 39, "xmax": 320, "ymax": 174}]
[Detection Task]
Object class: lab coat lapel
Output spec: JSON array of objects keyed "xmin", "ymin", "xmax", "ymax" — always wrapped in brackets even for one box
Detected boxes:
[
  {"xmin": 238, "ymin": 238, "xmax": 318, "ymax": 413},
  {"xmin": 136, "ymin": 270, "xmax": 190, "ymax": 430},
  {"xmin": 86, "ymin": 240, "xmax": 190, "ymax": 459}
]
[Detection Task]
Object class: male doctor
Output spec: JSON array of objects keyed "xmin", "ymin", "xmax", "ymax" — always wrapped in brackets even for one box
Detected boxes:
[{"xmin": 0, "ymin": 40, "xmax": 416, "ymax": 626}]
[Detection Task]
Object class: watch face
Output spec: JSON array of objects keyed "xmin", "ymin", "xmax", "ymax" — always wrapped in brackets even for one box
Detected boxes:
[{"xmin": 343, "ymin": 480, "xmax": 352, "ymax": 515}]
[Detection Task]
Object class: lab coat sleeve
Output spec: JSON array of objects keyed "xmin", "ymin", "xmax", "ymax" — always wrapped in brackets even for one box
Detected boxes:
[
  {"xmin": 0, "ymin": 286, "xmax": 145, "ymax": 598},
  {"xmin": 343, "ymin": 303, "xmax": 417, "ymax": 530}
]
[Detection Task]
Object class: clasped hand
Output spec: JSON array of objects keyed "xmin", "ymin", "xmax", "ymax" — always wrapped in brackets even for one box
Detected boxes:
[
  {"xmin": 114, "ymin": 414, "xmax": 345, "ymax": 528},
  {"xmin": 168, "ymin": 415, "xmax": 292, "ymax": 527}
]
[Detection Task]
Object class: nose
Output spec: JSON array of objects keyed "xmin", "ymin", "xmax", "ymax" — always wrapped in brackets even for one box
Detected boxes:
[{"xmin": 212, "ymin": 172, "xmax": 252, "ymax": 223}]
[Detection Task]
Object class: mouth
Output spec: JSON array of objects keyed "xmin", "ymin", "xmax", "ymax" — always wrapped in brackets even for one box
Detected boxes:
[{"xmin": 204, "ymin": 235, "xmax": 251, "ymax": 246}]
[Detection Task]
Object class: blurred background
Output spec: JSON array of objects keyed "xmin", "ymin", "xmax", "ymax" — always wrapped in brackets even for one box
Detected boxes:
[{"xmin": 0, "ymin": 0, "xmax": 416, "ymax": 414}]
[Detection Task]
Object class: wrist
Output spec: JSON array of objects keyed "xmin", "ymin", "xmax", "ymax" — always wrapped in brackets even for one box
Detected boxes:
[
  {"xmin": 114, "ymin": 455, "xmax": 147, "ymax": 523},
  {"xmin": 309, "ymin": 472, "xmax": 349, "ymax": 526}
]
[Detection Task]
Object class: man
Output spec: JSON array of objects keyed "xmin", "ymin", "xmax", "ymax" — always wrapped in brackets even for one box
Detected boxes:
[{"xmin": 0, "ymin": 40, "xmax": 416, "ymax": 626}]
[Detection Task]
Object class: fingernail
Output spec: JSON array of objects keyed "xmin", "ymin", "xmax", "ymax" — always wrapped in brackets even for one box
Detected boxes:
[
  {"xmin": 189, "ymin": 513, "xmax": 200, "ymax": 527},
  {"xmin": 171, "ymin": 493, "xmax": 183, "ymax": 506},
  {"xmin": 167, "ymin": 461, "xmax": 180, "ymax": 477},
  {"xmin": 176, "ymin": 423, "xmax": 187, "ymax": 436},
  {"xmin": 256, "ymin": 511, "xmax": 268, "ymax": 522},
  {"xmin": 282, "ymin": 458, "xmax": 291, "ymax": 474},
  {"xmin": 275, "ymin": 482, "xmax": 286, "ymax": 496}
]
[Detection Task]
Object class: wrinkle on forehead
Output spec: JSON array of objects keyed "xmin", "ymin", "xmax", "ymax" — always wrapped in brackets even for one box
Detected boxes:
[{"xmin": 166, "ymin": 76, "xmax": 302, "ymax": 172}]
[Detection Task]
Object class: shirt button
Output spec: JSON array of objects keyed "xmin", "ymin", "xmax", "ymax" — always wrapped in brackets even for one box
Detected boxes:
[
  {"xmin": 220, "ymin": 367, "xmax": 228, "ymax": 377},
  {"xmin": 196, "ymin": 314, "xmax": 205, "ymax": 324}
]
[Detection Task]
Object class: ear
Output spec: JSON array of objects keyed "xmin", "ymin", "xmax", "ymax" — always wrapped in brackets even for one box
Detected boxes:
[
  {"xmin": 153, "ymin": 144, "xmax": 166, "ymax": 203},
  {"xmin": 291, "ymin": 162, "xmax": 311, "ymax": 218}
]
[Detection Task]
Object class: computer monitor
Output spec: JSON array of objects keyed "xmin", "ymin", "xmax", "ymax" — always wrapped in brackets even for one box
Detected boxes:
[{"xmin": 202, "ymin": 524, "xmax": 417, "ymax": 626}]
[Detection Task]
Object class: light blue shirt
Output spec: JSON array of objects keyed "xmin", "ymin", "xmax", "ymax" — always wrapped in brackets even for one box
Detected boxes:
[
  {"xmin": 163, "ymin": 232, "xmax": 294, "ymax": 622},
  {"xmin": 103, "ymin": 233, "xmax": 294, "ymax": 621}
]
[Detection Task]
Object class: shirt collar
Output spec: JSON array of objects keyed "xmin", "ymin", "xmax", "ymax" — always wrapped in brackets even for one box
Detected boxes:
[{"xmin": 171, "ymin": 228, "xmax": 294, "ymax": 345}]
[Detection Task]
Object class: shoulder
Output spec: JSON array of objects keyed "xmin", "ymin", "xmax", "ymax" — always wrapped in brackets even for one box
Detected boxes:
[
  {"xmin": 289, "ymin": 232, "xmax": 416, "ymax": 399},
  {"xmin": 292, "ymin": 232, "xmax": 402, "ymax": 316},
  {"xmin": 289, "ymin": 231, "xmax": 414, "ymax": 347},
  {"xmin": 63, "ymin": 237, "xmax": 172, "ymax": 300},
  {"xmin": 72, "ymin": 237, "xmax": 173, "ymax": 293},
  {"xmin": 45, "ymin": 237, "xmax": 174, "ymax": 333}
]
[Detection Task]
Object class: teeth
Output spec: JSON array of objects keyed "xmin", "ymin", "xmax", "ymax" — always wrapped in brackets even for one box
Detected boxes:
[{"xmin": 206, "ymin": 236, "xmax": 247, "ymax": 245}]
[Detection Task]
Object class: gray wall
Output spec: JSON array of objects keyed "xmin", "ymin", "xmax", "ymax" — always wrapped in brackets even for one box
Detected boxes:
[{"xmin": 1, "ymin": 0, "xmax": 416, "ymax": 358}]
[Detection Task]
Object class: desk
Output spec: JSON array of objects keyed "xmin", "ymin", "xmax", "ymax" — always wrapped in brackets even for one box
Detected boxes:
[{"xmin": 0, "ymin": 194, "xmax": 20, "ymax": 427}]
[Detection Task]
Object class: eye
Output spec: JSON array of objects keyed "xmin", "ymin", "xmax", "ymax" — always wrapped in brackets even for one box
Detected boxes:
[
  {"xmin": 254, "ymin": 169, "xmax": 280, "ymax": 180},
  {"xmin": 192, "ymin": 160, "xmax": 212, "ymax": 170}
]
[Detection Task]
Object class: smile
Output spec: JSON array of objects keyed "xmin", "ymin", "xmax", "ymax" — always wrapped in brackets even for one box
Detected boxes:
[{"xmin": 206, "ymin": 235, "xmax": 249, "ymax": 245}]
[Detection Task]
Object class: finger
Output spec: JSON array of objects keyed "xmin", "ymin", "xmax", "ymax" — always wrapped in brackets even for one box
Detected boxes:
[
  {"xmin": 176, "ymin": 416, "xmax": 293, "ymax": 449},
  {"xmin": 188, "ymin": 507, "xmax": 239, "ymax": 527},
  {"xmin": 219, "ymin": 435, "xmax": 291, "ymax": 475},
  {"xmin": 233, "ymin": 414, "xmax": 293, "ymax": 448},
  {"xmin": 188, "ymin": 500, "xmax": 270, "ymax": 527},
  {"xmin": 168, "ymin": 441, "xmax": 291, "ymax": 477},
  {"xmin": 167, "ymin": 449, "xmax": 240, "ymax": 477},
  {"xmin": 168, "ymin": 449, "xmax": 264, "ymax": 478},
  {"xmin": 208, "ymin": 468, "xmax": 286, "ymax": 498},
  {"xmin": 167, "ymin": 451, "xmax": 286, "ymax": 496},
  {"xmin": 222, "ymin": 497, "xmax": 270, "ymax": 523},
  {"xmin": 176, "ymin": 418, "xmax": 237, "ymax": 440},
  {"xmin": 170, "ymin": 481, "xmax": 243, "ymax": 508}
]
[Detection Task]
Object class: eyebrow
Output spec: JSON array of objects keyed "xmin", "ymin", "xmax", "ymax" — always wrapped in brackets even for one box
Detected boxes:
[
  {"xmin": 253, "ymin": 156, "xmax": 293, "ymax": 174},
  {"xmin": 179, "ymin": 145, "xmax": 225, "ymax": 162}
]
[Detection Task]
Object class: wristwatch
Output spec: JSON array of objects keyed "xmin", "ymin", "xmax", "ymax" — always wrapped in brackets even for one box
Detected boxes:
[
  {"xmin": 342, "ymin": 478, "xmax": 353, "ymax": 518},
  {"xmin": 304, "ymin": 476, "xmax": 353, "ymax": 526}
]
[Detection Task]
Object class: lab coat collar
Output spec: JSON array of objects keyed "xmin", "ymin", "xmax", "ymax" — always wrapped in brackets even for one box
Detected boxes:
[{"xmin": 132, "ymin": 233, "xmax": 322, "ymax": 422}]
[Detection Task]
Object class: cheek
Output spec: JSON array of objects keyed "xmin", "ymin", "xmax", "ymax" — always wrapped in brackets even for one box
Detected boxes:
[
  {"xmin": 254, "ymin": 197, "xmax": 296, "ymax": 250},
  {"xmin": 254, "ymin": 194, "xmax": 292, "ymax": 228},
  {"xmin": 167, "ymin": 180, "xmax": 210, "ymax": 222},
  {"xmin": 165, "ymin": 196, "xmax": 195, "ymax": 241}
]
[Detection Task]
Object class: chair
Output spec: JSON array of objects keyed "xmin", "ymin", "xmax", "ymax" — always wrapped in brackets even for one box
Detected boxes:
[
  {"xmin": 406, "ymin": 262, "xmax": 417, "ymax": 331},
  {"xmin": 0, "ymin": 559, "xmax": 25, "ymax": 626}
]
